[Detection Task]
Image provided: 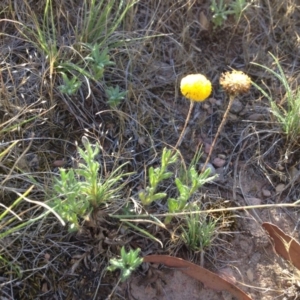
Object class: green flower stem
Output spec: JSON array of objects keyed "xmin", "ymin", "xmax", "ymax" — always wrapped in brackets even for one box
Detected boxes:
[{"xmin": 201, "ymin": 94, "xmax": 235, "ymax": 173}]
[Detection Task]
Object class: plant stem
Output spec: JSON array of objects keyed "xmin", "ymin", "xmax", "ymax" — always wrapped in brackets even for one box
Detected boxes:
[
  {"xmin": 201, "ymin": 94, "xmax": 235, "ymax": 173},
  {"xmin": 107, "ymin": 278, "xmax": 121, "ymax": 299},
  {"xmin": 200, "ymin": 250, "xmax": 205, "ymax": 267},
  {"xmin": 175, "ymin": 101, "xmax": 195, "ymax": 149}
]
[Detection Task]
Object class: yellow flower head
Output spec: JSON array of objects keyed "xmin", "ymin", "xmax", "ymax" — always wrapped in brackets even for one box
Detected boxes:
[
  {"xmin": 219, "ymin": 70, "xmax": 251, "ymax": 95},
  {"xmin": 180, "ymin": 74, "xmax": 212, "ymax": 102}
]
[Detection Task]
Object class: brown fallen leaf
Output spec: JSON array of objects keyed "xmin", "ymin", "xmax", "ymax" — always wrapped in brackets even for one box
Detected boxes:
[
  {"xmin": 199, "ymin": 11, "xmax": 209, "ymax": 31},
  {"xmin": 143, "ymin": 255, "xmax": 252, "ymax": 300},
  {"xmin": 262, "ymin": 222, "xmax": 300, "ymax": 270}
]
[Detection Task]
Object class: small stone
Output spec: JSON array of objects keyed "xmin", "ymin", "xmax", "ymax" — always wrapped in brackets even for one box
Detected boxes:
[
  {"xmin": 138, "ymin": 136, "xmax": 146, "ymax": 145},
  {"xmin": 277, "ymin": 164, "xmax": 284, "ymax": 171},
  {"xmin": 289, "ymin": 166, "xmax": 300, "ymax": 182},
  {"xmin": 215, "ymin": 167, "xmax": 225, "ymax": 182},
  {"xmin": 204, "ymin": 142, "xmax": 211, "ymax": 154},
  {"xmin": 240, "ymin": 240, "xmax": 249, "ymax": 251},
  {"xmin": 248, "ymin": 113, "xmax": 265, "ymax": 121},
  {"xmin": 44, "ymin": 253, "xmax": 51, "ymax": 261},
  {"xmin": 16, "ymin": 156, "xmax": 29, "ymax": 171},
  {"xmin": 229, "ymin": 99, "xmax": 243, "ymax": 114},
  {"xmin": 215, "ymin": 99, "xmax": 222, "ymax": 106},
  {"xmin": 212, "ymin": 157, "xmax": 226, "ymax": 168},
  {"xmin": 228, "ymin": 112, "xmax": 239, "ymax": 121},
  {"xmin": 218, "ymin": 267, "xmax": 236, "ymax": 284},
  {"xmin": 203, "ymin": 103, "xmax": 210, "ymax": 110},
  {"xmin": 26, "ymin": 153, "xmax": 39, "ymax": 170},
  {"xmin": 246, "ymin": 197, "xmax": 261, "ymax": 206},
  {"xmin": 208, "ymin": 97, "xmax": 217, "ymax": 105},
  {"xmin": 199, "ymin": 163, "xmax": 216, "ymax": 176},
  {"xmin": 53, "ymin": 160, "xmax": 66, "ymax": 167},
  {"xmin": 246, "ymin": 269, "xmax": 254, "ymax": 282},
  {"xmin": 276, "ymin": 183, "xmax": 285, "ymax": 193},
  {"xmin": 285, "ymin": 280, "xmax": 293, "ymax": 287},
  {"xmin": 207, "ymin": 107, "xmax": 213, "ymax": 114},
  {"xmin": 262, "ymin": 189, "xmax": 271, "ymax": 197}
]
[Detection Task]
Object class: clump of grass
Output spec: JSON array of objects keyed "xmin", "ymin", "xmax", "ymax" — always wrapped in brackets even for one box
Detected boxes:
[
  {"xmin": 107, "ymin": 246, "xmax": 143, "ymax": 282},
  {"xmin": 180, "ymin": 212, "xmax": 218, "ymax": 265},
  {"xmin": 0, "ymin": 103, "xmax": 64, "ymax": 233},
  {"xmin": 252, "ymin": 53, "xmax": 300, "ymax": 144},
  {"xmin": 210, "ymin": 0, "xmax": 249, "ymax": 28},
  {"xmin": 12, "ymin": 0, "xmax": 135, "ymax": 108},
  {"xmin": 51, "ymin": 136, "xmax": 133, "ymax": 231},
  {"xmin": 0, "ymin": 117, "xmax": 65, "ymax": 276},
  {"xmin": 138, "ymin": 148, "xmax": 178, "ymax": 206},
  {"xmin": 165, "ymin": 165, "xmax": 215, "ymax": 224},
  {"xmin": 107, "ymin": 246, "xmax": 143, "ymax": 298},
  {"xmin": 0, "ymin": 1, "xmax": 139, "ymax": 293},
  {"xmin": 79, "ymin": 0, "xmax": 137, "ymax": 45},
  {"xmin": 210, "ymin": 0, "xmax": 231, "ymax": 28},
  {"xmin": 138, "ymin": 147, "xmax": 217, "ymax": 224}
]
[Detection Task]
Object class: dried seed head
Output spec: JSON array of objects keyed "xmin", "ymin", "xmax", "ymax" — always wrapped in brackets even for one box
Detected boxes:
[{"xmin": 219, "ymin": 70, "xmax": 251, "ymax": 95}]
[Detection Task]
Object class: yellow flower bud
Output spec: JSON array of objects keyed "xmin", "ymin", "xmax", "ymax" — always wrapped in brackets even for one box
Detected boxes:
[{"xmin": 180, "ymin": 74, "xmax": 212, "ymax": 102}]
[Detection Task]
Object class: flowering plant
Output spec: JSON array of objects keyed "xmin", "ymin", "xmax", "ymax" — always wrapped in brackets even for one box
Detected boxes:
[{"xmin": 176, "ymin": 73, "xmax": 212, "ymax": 148}]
